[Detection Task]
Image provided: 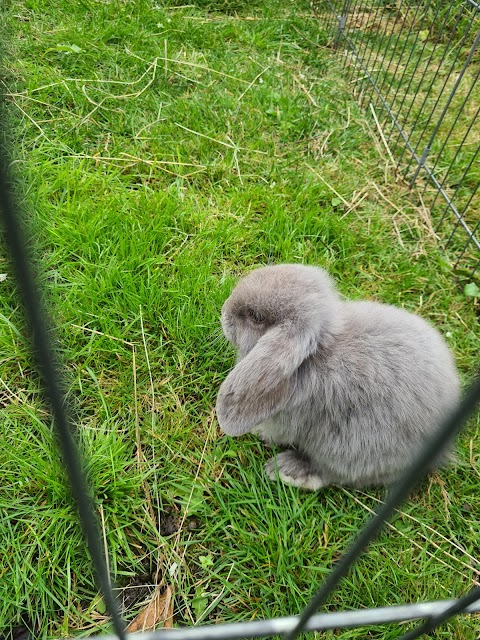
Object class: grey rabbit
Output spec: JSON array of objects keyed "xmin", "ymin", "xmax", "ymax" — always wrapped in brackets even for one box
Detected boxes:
[{"xmin": 216, "ymin": 264, "xmax": 460, "ymax": 490}]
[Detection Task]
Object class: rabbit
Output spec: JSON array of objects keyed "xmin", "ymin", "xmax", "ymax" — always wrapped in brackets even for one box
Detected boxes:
[{"xmin": 216, "ymin": 264, "xmax": 460, "ymax": 490}]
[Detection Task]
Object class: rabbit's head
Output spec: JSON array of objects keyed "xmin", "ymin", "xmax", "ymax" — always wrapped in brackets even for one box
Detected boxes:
[{"xmin": 216, "ymin": 264, "xmax": 341, "ymax": 436}]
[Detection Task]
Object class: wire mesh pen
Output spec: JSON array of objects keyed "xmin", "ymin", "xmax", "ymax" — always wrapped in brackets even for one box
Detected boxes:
[{"xmin": 312, "ymin": 0, "xmax": 480, "ymax": 278}]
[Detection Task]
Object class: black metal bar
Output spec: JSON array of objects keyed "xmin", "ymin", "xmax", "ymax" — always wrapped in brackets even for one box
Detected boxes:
[
  {"xmin": 349, "ymin": 0, "xmax": 374, "ymax": 87},
  {"xmin": 362, "ymin": 0, "xmax": 402, "ymax": 106},
  {"xmin": 454, "ymin": 217, "xmax": 480, "ymax": 272},
  {"xmin": 380, "ymin": 0, "xmax": 427, "ymax": 110},
  {"xmin": 339, "ymin": 0, "xmax": 358, "ymax": 79},
  {"xmin": 445, "ymin": 182, "xmax": 479, "ymax": 251},
  {"xmin": 343, "ymin": 0, "xmax": 365, "ymax": 82},
  {"xmin": 325, "ymin": 0, "xmax": 338, "ymax": 44},
  {"xmin": 396, "ymin": 587, "xmax": 480, "ymax": 640},
  {"xmin": 359, "ymin": 3, "xmax": 389, "ymax": 104},
  {"xmin": 335, "ymin": 0, "xmax": 352, "ymax": 48},
  {"xmin": 0, "ymin": 101, "xmax": 127, "ymax": 640},
  {"xmin": 285, "ymin": 375, "xmax": 480, "ymax": 640},
  {"xmin": 435, "ymin": 144, "xmax": 479, "ymax": 233},
  {"xmin": 360, "ymin": 2, "xmax": 392, "ymax": 91},
  {"xmin": 470, "ymin": 254, "xmax": 480, "ymax": 278},
  {"xmin": 327, "ymin": 5, "xmax": 480, "ymax": 267},
  {"xmin": 373, "ymin": 0, "xmax": 408, "ymax": 105},
  {"xmin": 376, "ymin": 1, "xmax": 427, "ymax": 144}
]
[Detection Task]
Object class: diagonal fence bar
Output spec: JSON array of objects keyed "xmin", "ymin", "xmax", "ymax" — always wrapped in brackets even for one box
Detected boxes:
[
  {"xmin": 397, "ymin": 587, "xmax": 480, "ymax": 640},
  {"xmin": 284, "ymin": 373, "xmax": 480, "ymax": 640},
  {"xmin": 0, "ymin": 102, "xmax": 127, "ymax": 640}
]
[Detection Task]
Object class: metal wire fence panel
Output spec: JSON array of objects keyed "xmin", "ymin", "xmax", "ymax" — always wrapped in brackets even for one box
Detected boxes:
[
  {"xmin": 312, "ymin": 0, "xmax": 480, "ymax": 278},
  {"xmin": 2, "ymin": 4, "xmax": 480, "ymax": 639}
]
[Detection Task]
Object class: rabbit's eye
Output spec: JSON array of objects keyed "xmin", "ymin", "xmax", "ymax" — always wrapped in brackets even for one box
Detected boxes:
[{"xmin": 248, "ymin": 309, "xmax": 265, "ymax": 323}]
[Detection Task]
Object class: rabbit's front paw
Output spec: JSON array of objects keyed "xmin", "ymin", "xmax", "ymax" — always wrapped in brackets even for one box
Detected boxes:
[
  {"xmin": 265, "ymin": 450, "xmax": 327, "ymax": 491},
  {"xmin": 251, "ymin": 424, "xmax": 275, "ymax": 447}
]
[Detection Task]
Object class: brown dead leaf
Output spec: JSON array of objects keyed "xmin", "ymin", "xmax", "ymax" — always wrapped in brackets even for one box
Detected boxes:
[{"xmin": 126, "ymin": 585, "xmax": 174, "ymax": 632}]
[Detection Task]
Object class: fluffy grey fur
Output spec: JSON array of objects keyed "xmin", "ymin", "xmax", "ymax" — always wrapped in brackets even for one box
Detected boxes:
[{"xmin": 216, "ymin": 264, "xmax": 460, "ymax": 490}]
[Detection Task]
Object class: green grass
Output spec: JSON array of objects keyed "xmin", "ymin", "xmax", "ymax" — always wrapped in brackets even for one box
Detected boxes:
[{"xmin": 0, "ymin": 0, "xmax": 479, "ymax": 638}]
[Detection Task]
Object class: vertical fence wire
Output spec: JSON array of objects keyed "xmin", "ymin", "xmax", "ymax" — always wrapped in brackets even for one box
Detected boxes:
[
  {"xmin": 359, "ymin": 5, "xmax": 389, "ymax": 101},
  {"xmin": 353, "ymin": 0, "xmax": 371, "ymax": 74},
  {"xmin": 395, "ymin": 0, "xmax": 457, "ymax": 165},
  {"xmin": 423, "ymin": 64, "xmax": 480, "ymax": 192},
  {"xmin": 446, "ymin": 183, "xmax": 480, "ymax": 254},
  {"xmin": 387, "ymin": 0, "xmax": 438, "ymax": 145},
  {"xmin": 404, "ymin": 4, "xmax": 475, "ymax": 174},
  {"xmin": 373, "ymin": 1, "xmax": 408, "ymax": 101},
  {"xmin": 385, "ymin": 0, "xmax": 437, "ymax": 151},
  {"xmin": 316, "ymin": 0, "xmax": 480, "ymax": 277},
  {"xmin": 425, "ymin": 102, "xmax": 480, "ymax": 212},
  {"xmin": 379, "ymin": 0, "xmax": 427, "ymax": 110},
  {"xmin": 408, "ymin": 28, "xmax": 480, "ymax": 187},
  {"xmin": 363, "ymin": 4, "xmax": 401, "ymax": 106},
  {"xmin": 0, "ymin": 107, "xmax": 127, "ymax": 640},
  {"xmin": 350, "ymin": 1, "xmax": 372, "ymax": 81}
]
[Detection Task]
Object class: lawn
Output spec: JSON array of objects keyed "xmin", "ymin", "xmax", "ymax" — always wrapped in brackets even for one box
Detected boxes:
[{"xmin": 0, "ymin": 0, "xmax": 479, "ymax": 638}]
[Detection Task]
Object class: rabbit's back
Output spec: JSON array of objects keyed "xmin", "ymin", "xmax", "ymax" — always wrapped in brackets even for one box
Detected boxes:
[
  {"xmin": 336, "ymin": 300, "xmax": 459, "ymax": 404},
  {"xmin": 287, "ymin": 300, "xmax": 460, "ymax": 485}
]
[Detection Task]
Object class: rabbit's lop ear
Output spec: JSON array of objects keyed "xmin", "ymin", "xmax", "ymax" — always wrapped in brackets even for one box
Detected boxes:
[{"xmin": 216, "ymin": 327, "xmax": 311, "ymax": 436}]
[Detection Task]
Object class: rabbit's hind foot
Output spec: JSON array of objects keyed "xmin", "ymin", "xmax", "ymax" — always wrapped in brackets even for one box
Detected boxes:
[{"xmin": 265, "ymin": 450, "xmax": 327, "ymax": 491}]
